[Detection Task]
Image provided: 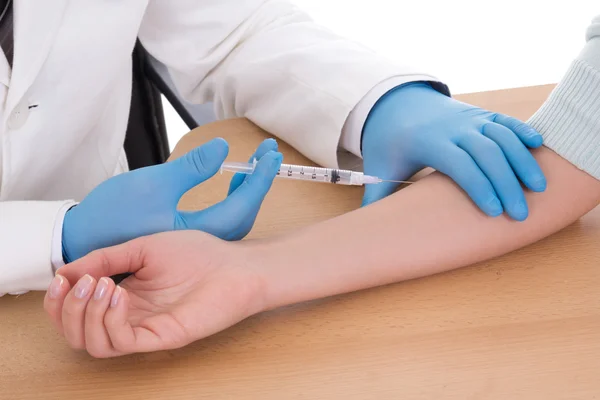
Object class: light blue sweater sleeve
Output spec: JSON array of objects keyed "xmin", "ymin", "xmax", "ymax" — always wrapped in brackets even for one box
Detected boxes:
[{"xmin": 527, "ymin": 16, "xmax": 600, "ymax": 181}]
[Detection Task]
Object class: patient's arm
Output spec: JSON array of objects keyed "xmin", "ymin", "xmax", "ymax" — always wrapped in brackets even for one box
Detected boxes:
[
  {"xmin": 258, "ymin": 17, "xmax": 600, "ymax": 309},
  {"xmin": 47, "ymin": 143, "xmax": 599, "ymax": 356},
  {"xmin": 258, "ymin": 146, "xmax": 600, "ymax": 309}
]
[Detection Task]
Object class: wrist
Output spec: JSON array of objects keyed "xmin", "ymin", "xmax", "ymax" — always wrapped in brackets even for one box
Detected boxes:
[
  {"xmin": 61, "ymin": 205, "xmax": 77, "ymax": 264},
  {"xmin": 243, "ymin": 238, "xmax": 284, "ymax": 313},
  {"xmin": 361, "ymin": 82, "xmax": 442, "ymax": 148},
  {"xmin": 245, "ymin": 229, "xmax": 348, "ymax": 312},
  {"xmin": 244, "ymin": 235, "xmax": 311, "ymax": 313},
  {"xmin": 368, "ymin": 81, "xmax": 441, "ymax": 121},
  {"xmin": 51, "ymin": 201, "xmax": 78, "ymax": 272}
]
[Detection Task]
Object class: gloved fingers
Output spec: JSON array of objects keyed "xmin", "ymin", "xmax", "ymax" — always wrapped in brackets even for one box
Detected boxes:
[
  {"xmin": 162, "ymin": 138, "xmax": 229, "ymax": 201},
  {"xmin": 228, "ymin": 138, "xmax": 278, "ymax": 196},
  {"xmin": 434, "ymin": 146, "xmax": 503, "ymax": 217},
  {"xmin": 482, "ymin": 123, "xmax": 547, "ymax": 192},
  {"xmin": 177, "ymin": 150, "xmax": 282, "ymax": 240},
  {"xmin": 84, "ymin": 277, "xmax": 121, "ymax": 358},
  {"xmin": 492, "ymin": 114, "xmax": 543, "ymax": 148},
  {"xmin": 216, "ymin": 149, "xmax": 282, "ymax": 215},
  {"xmin": 44, "ymin": 275, "xmax": 72, "ymax": 336},
  {"xmin": 61, "ymin": 275, "xmax": 98, "ymax": 350},
  {"xmin": 458, "ymin": 134, "xmax": 528, "ymax": 221}
]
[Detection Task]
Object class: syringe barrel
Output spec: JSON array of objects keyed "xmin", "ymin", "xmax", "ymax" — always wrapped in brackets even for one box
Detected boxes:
[
  {"xmin": 221, "ymin": 161, "xmax": 366, "ymax": 185},
  {"xmin": 275, "ymin": 164, "xmax": 359, "ymax": 185},
  {"xmin": 220, "ymin": 161, "xmax": 256, "ymax": 174}
]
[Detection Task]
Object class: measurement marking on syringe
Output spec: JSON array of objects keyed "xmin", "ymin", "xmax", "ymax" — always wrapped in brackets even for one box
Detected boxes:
[{"xmin": 220, "ymin": 161, "xmax": 413, "ymax": 187}]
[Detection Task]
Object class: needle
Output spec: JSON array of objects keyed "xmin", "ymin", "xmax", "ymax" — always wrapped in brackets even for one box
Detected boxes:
[{"xmin": 380, "ymin": 179, "xmax": 414, "ymax": 184}]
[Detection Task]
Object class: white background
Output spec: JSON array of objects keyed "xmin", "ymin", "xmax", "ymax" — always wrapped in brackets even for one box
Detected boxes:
[{"xmin": 163, "ymin": 1, "xmax": 598, "ymax": 148}]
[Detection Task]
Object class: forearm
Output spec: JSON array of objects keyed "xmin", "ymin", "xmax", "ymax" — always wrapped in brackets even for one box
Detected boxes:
[
  {"xmin": 254, "ymin": 15, "xmax": 600, "ymax": 310},
  {"xmin": 255, "ymin": 146, "xmax": 600, "ymax": 310},
  {"xmin": 141, "ymin": 0, "xmax": 441, "ymax": 169}
]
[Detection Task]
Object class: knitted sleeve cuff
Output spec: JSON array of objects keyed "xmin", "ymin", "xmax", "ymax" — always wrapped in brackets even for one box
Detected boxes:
[{"xmin": 527, "ymin": 57, "xmax": 600, "ymax": 181}]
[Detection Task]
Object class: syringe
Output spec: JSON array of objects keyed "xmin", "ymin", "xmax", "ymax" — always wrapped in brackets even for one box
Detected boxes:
[{"xmin": 220, "ymin": 160, "xmax": 412, "ymax": 186}]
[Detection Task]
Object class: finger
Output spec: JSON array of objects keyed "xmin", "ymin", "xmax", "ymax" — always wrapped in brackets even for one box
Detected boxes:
[
  {"xmin": 162, "ymin": 137, "xmax": 230, "ymax": 200},
  {"xmin": 44, "ymin": 275, "xmax": 71, "ymax": 335},
  {"xmin": 178, "ymin": 151, "xmax": 283, "ymax": 239},
  {"xmin": 458, "ymin": 134, "xmax": 528, "ymax": 221},
  {"xmin": 228, "ymin": 138, "xmax": 278, "ymax": 195},
  {"xmin": 57, "ymin": 237, "xmax": 148, "ymax": 285},
  {"xmin": 85, "ymin": 277, "xmax": 119, "ymax": 358},
  {"xmin": 62, "ymin": 275, "xmax": 97, "ymax": 350},
  {"xmin": 492, "ymin": 114, "xmax": 543, "ymax": 148},
  {"xmin": 482, "ymin": 123, "xmax": 547, "ymax": 192},
  {"xmin": 105, "ymin": 287, "xmax": 164, "ymax": 354},
  {"xmin": 433, "ymin": 145, "xmax": 503, "ymax": 217}
]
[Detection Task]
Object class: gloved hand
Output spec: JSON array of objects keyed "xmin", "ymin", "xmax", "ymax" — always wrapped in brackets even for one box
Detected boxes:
[
  {"xmin": 361, "ymin": 82, "xmax": 546, "ymax": 221},
  {"xmin": 62, "ymin": 138, "xmax": 282, "ymax": 263}
]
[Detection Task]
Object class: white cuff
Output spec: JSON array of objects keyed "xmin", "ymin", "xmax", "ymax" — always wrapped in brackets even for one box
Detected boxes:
[
  {"xmin": 339, "ymin": 75, "xmax": 450, "ymax": 158},
  {"xmin": 51, "ymin": 201, "xmax": 78, "ymax": 272},
  {"xmin": 0, "ymin": 200, "xmax": 76, "ymax": 294}
]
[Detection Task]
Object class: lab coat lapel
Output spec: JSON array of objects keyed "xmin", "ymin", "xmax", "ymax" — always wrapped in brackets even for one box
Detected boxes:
[{"xmin": 6, "ymin": 0, "xmax": 68, "ymax": 113}]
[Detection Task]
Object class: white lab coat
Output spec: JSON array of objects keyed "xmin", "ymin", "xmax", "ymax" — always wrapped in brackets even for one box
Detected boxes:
[{"xmin": 0, "ymin": 0, "xmax": 440, "ymax": 294}]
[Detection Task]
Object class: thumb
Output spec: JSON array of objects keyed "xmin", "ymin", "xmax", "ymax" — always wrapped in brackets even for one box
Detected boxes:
[
  {"xmin": 228, "ymin": 138, "xmax": 278, "ymax": 195},
  {"xmin": 178, "ymin": 150, "xmax": 282, "ymax": 240},
  {"xmin": 56, "ymin": 237, "xmax": 148, "ymax": 284},
  {"xmin": 162, "ymin": 138, "xmax": 229, "ymax": 199}
]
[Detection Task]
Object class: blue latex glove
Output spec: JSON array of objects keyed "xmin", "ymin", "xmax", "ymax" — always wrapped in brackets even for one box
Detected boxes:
[
  {"xmin": 361, "ymin": 82, "xmax": 546, "ymax": 221},
  {"xmin": 62, "ymin": 138, "xmax": 282, "ymax": 263}
]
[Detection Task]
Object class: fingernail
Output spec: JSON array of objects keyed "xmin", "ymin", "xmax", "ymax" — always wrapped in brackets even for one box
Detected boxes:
[
  {"xmin": 94, "ymin": 278, "xmax": 109, "ymax": 301},
  {"xmin": 530, "ymin": 133, "xmax": 543, "ymax": 146},
  {"xmin": 488, "ymin": 197, "xmax": 503, "ymax": 216},
  {"xmin": 74, "ymin": 275, "xmax": 93, "ymax": 299},
  {"xmin": 111, "ymin": 287, "xmax": 122, "ymax": 308},
  {"xmin": 272, "ymin": 152, "xmax": 283, "ymax": 166},
  {"xmin": 266, "ymin": 138, "xmax": 278, "ymax": 149},
  {"xmin": 48, "ymin": 275, "xmax": 64, "ymax": 299},
  {"xmin": 512, "ymin": 200, "xmax": 529, "ymax": 221},
  {"xmin": 210, "ymin": 137, "xmax": 227, "ymax": 147},
  {"xmin": 529, "ymin": 129, "xmax": 541, "ymax": 137},
  {"xmin": 531, "ymin": 176, "xmax": 547, "ymax": 191},
  {"xmin": 205, "ymin": 138, "xmax": 228, "ymax": 156}
]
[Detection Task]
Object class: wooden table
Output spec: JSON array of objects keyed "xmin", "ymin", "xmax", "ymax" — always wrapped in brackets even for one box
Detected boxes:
[{"xmin": 2, "ymin": 85, "xmax": 600, "ymax": 399}]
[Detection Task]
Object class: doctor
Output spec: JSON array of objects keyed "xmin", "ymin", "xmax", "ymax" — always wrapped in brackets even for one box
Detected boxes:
[{"xmin": 1, "ymin": 0, "xmax": 546, "ymax": 295}]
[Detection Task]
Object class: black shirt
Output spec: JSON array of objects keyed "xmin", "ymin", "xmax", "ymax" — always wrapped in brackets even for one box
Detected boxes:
[{"xmin": 0, "ymin": 0, "xmax": 14, "ymax": 67}]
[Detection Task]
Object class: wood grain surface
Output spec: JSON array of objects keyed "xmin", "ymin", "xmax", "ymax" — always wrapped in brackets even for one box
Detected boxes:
[{"xmin": 3, "ymin": 84, "xmax": 600, "ymax": 400}]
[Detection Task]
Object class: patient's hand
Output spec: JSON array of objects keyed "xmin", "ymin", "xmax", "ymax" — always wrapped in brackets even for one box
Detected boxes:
[{"xmin": 44, "ymin": 232, "xmax": 264, "ymax": 358}]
